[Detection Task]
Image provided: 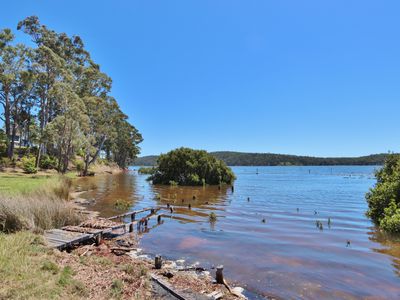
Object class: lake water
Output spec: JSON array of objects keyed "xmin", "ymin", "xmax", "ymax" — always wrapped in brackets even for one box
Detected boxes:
[{"xmin": 74, "ymin": 166, "xmax": 400, "ymax": 299}]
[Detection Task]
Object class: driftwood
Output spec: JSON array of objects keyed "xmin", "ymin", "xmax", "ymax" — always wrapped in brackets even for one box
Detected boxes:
[
  {"xmin": 177, "ymin": 266, "xmax": 207, "ymax": 272},
  {"xmin": 80, "ymin": 243, "xmax": 95, "ymax": 256},
  {"xmin": 110, "ymin": 246, "xmax": 137, "ymax": 252},
  {"xmin": 150, "ymin": 274, "xmax": 189, "ymax": 300}
]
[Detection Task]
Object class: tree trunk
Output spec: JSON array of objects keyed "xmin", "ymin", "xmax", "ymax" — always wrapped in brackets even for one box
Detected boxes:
[{"xmin": 7, "ymin": 123, "xmax": 17, "ymax": 159}]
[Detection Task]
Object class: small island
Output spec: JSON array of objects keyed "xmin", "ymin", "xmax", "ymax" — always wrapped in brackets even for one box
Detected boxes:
[{"xmin": 148, "ymin": 147, "xmax": 236, "ymax": 186}]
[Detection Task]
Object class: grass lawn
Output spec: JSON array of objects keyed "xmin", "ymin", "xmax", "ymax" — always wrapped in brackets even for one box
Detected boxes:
[
  {"xmin": 0, "ymin": 173, "xmax": 55, "ymax": 195},
  {"xmin": 0, "ymin": 171, "xmax": 77, "ymax": 195},
  {"xmin": 0, "ymin": 231, "xmax": 84, "ymax": 299}
]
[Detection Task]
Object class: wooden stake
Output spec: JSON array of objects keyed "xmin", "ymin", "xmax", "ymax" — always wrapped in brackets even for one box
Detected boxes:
[
  {"xmin": 216, "ymin": 265, "xmax": 224, "ymax": 284},
  {"xmin": 94, "ymin": 233, "xmax": 102, "ymax": 246},
  {"xmin": 155, "ymin": 255, "xmax": 163, "ymax": 269},
  {"xmin": 129, "ymin": 223, "xmax": 134, "ymax": 232}
]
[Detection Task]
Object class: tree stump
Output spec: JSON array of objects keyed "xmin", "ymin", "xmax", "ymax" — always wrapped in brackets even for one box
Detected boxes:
[
  {"xmin": 216, "ymin": 265, "xmax": 224, "ymax": 284},
  {"xmin": 155, "ymin": 255, "xmax": 163, "ymax": 269}
]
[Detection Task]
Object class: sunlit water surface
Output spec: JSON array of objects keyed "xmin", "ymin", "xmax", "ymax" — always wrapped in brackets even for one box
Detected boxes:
[{"xmin": 74, "ymin": 166, "xmax": 400, "ymax": 299}]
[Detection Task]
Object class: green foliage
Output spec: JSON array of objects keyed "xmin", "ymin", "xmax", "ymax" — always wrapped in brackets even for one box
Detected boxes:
[
  {"xmin": 110, "ymin": 279, "xmax": 124, "ymax": 299},
  {"xmin": 39, "ymin": 155, "xmax": 57, "ymax": 170},
  {"xmin": 209, "ymin": 212, "xmax": 217, "ymax": 222},
  {"xmin": 58, "ymin": 266, "xmax": 75, "ymax": 287},
  {"xmin": 114, "ymin": 199, "xmax": 131, "ymax": 210},
  {"xmin": 41, "ymin": 260, "xmax": 60, "ymax": 275},
  {"xmin": 134, "ymin": 152, "xmax": 388, "ymax": 166},
  {"xmin": 138, "ymin": 167, "xmax": 155, "ymax": 174},
  {"xmin": 0, "ymin": 157, "xmax": 14, "ymax": 168},
  {"xmin": 366, "ymin": 154, "xmax": 400, "ymax": 233},
  {"xmin": 20, "ymin": 156, "xmax": 37, "ymax": 174},
  {"xmin": 73, "ymin": 159, "xmax": 84, "ymax": 172},
  {"xmin": 1, "ymin": 17, "xmax": 142, "ymax": 174},
  {"xmin": 380, "ymin": 201, "xmax": 400, "ymax": 233},
  {"xmin": 149, "ymin": 147, "xmax": 236, "ymax": 186}
]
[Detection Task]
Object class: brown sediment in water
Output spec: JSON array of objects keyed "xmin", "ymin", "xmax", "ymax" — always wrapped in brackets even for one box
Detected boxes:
[{"xmin": 67, "ymin": 179, "xmax": 245, "ymax": 299}]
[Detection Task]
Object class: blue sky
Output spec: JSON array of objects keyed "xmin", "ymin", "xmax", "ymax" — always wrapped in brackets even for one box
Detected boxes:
[{"xmin": 1, "ymin": 1, "xmax": 399, "ymax": 157}]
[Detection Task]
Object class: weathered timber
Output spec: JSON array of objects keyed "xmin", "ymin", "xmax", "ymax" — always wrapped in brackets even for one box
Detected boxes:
[
  {"xmin": 150, "ymin": 274, "xmax": 189, "ymax": 300},
  {"xmin": 44, "ymin": 229, "xmax": 92, "ymax": 250},
  {"xmin": 107, "ymin": 207, "xmax": 156, "ymax": 220},
  {"xmin": 216, "ymin": 265, "xmax": 224, "ymax": 284},
  {"xmin": 155, "ymin": 255, "xmax": 163, "ymax": 269}
]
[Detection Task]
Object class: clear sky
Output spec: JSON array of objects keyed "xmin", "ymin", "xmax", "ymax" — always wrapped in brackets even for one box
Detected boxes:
[{"xmin": 1, "ymin": 1, "xmax": 399, "ymax": 157}]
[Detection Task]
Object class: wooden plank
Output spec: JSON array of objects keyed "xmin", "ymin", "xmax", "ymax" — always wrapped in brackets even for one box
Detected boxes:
[
  {"xmin": 151, "ymin": 274, "xmax": 190, "ymax": 300},
  {"xmin": 62, "ymin": 226, "xmax": 105, "ymax": 234},
  {"xmin": 107, "ymin": 207, "xmax": 156, "ymax": 220},
  {"xmin": 44, "ymin": 229, "xmax": 92, "ymax": 249}
]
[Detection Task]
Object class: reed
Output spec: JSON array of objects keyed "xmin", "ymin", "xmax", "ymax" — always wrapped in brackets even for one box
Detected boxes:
[{"xmin": 0, "ymin": 176, "xmax": 81, "ymax": 233}]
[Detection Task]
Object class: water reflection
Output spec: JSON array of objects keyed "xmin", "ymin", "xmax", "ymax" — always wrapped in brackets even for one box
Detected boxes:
[
  {"xmin": 73, "ymin": 167, "xmax": 400, "ymax": 299},
  {"xmin": 369, "ymin": 229, "xmax": 400, "ymax": 277},
  {"xmin": 73, "ymin": 172, "xmax": 140, "ymax": 217},
  {"xmin": 151, "ymin": 184, "xmax": 230, "ymax": 222}
]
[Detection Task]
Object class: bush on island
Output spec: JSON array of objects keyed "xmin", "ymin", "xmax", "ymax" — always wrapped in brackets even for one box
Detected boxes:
[
  {"xmin": 366, "ymin": 154, "xmax": 400, "ymax": 233},
  {"xmin": 138, "ymin": 167, "xmax": 155, "ymax": 175},
  {"xmin": 148, "ymin": 147, "xmax": 236, "ymax": 186}
]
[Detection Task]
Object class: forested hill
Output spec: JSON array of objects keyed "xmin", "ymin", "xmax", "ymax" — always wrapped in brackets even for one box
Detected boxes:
[{"xmin": 133, "ymin": 152, "xmax": 388, "ymax": 166}]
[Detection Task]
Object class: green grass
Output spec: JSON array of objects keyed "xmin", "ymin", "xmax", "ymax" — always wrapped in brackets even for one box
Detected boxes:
[
  {"xmin": 0, "ymin": 174, "xmax": 80, "ymax": 233},
  {"xmin": 0, "ymin": 232, "xmax": 88, "ymax": 299},
  {"xmin": 0, "ymin": 173, "xmax": 56, "ymax": 195}
]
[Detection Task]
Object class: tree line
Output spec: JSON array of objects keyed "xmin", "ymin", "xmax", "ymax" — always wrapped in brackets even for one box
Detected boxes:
[
  {"xmin": 134, "ymin": 151, "xmax": 388, "ymax": 166},
  {"xmin": 0, "ymin": 16, "xmax": 142, "ymax": 174}
]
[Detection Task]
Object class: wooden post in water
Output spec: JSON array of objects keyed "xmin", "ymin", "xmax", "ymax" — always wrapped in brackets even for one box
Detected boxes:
[
  {"xmin": 155, "ymin": 255, "xmax": 163, "ymax": 269},
  {"xmin": 95, "ymin": 233, "xmax": 102, "ymax": 246},
  {"xmin": 216, "ymin": 265, "xmax": 224, "ymax": 284},
  {"xmin": 131, "ymin": 213, "xmax": 135, "ymax": 222},
  {"xmin": 129, "ymin": 223, "xmax": 134, "ymax": 232},
  {"xmin": 157, "ymin": 215, "xmax": 162, "ymax": 223}
]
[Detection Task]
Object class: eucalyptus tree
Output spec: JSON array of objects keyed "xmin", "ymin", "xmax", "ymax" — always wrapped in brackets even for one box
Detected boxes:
[
  {"xmin": 0, "ymin": 16, "xmax": 143, "ymax": 172},
  {"xmin": 106, "ymin": 117, "xmax": 143, "ymax": 169},
  {"xmin": 0, "ymin": 29, "xmax": 35, "ymax": 158},
  {"xmin": 44, "ymin": 82, "xmax": 88, "ymax": 173}
]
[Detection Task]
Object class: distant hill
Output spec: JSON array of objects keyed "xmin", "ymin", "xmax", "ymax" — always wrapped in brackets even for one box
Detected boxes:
[{"xmin": 133, "ymin": 151, "xmax": 388, "ymax": 166}]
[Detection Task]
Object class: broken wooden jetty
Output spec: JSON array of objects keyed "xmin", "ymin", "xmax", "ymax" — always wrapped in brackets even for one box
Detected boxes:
[{"xmin": 44, "ymin": 206, "xmax": 166, "ymax": 250}]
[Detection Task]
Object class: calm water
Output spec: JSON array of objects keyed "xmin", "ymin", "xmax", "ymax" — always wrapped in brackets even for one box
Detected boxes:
[{"xmin": 74, "ymin": 166, "xmax": 400, "ymax": 299}]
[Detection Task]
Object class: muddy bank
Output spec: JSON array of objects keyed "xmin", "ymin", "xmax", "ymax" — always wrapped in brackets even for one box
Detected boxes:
[{"xmin": 54, "ymin": 235, "xmax": 245, "ymax": 299}]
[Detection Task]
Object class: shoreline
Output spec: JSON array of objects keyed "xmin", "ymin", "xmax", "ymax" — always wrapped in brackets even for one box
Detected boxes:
[{"xmin": 67, "ymin": 173, "xmax": 247, "ymax": 299}]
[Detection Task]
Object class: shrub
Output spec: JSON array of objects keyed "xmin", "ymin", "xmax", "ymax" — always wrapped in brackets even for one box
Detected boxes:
[
  {"xmin": 366, "ymin": 154, "xmax": 400, "ymax": 233},
  {"xmin": 21, "ymin": 156, "xmax": 37, "ymax": 174},
  {"xmin": 73, "ymin": 159, "xmax": 84, "ymax": 172},
  {"xmin": 209, "ymin": 212, "xmax": 217, "ymax": 222},
  {"xmin": 380, "ymin": 200, "xmax": 400, "ymax": 233},
  {"xmin": 138, "ymin": 167, "xmax": 155, "ymax": 174},
  {"xmin": 0, "ymin": 157, "xmax": 13, "ymax": 168},
  {"xmin": 110, "ymin": 279, "xmax": 124, "ymax": 299},
  {"xmin": 40, "ymin": 155, "xmax": 58, "ymax": 170},
  {"xmin": 114, "ymin": 199, "xmax": 131, "ymax": 210},
  {"xmin": 148, "ymin": 147, "xmax": 236, "ymax": 186}
]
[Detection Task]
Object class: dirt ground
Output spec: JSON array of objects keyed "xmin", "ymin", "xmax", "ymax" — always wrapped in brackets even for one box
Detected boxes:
[{"xmin": 53, "ymin": 235, "xmax": 242, "ymax": 300}]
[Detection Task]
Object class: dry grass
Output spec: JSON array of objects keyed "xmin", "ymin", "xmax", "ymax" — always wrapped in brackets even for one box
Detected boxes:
[{"xmin": 0, "ymin": 176, "xmax": 81, "ymax": 233}]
